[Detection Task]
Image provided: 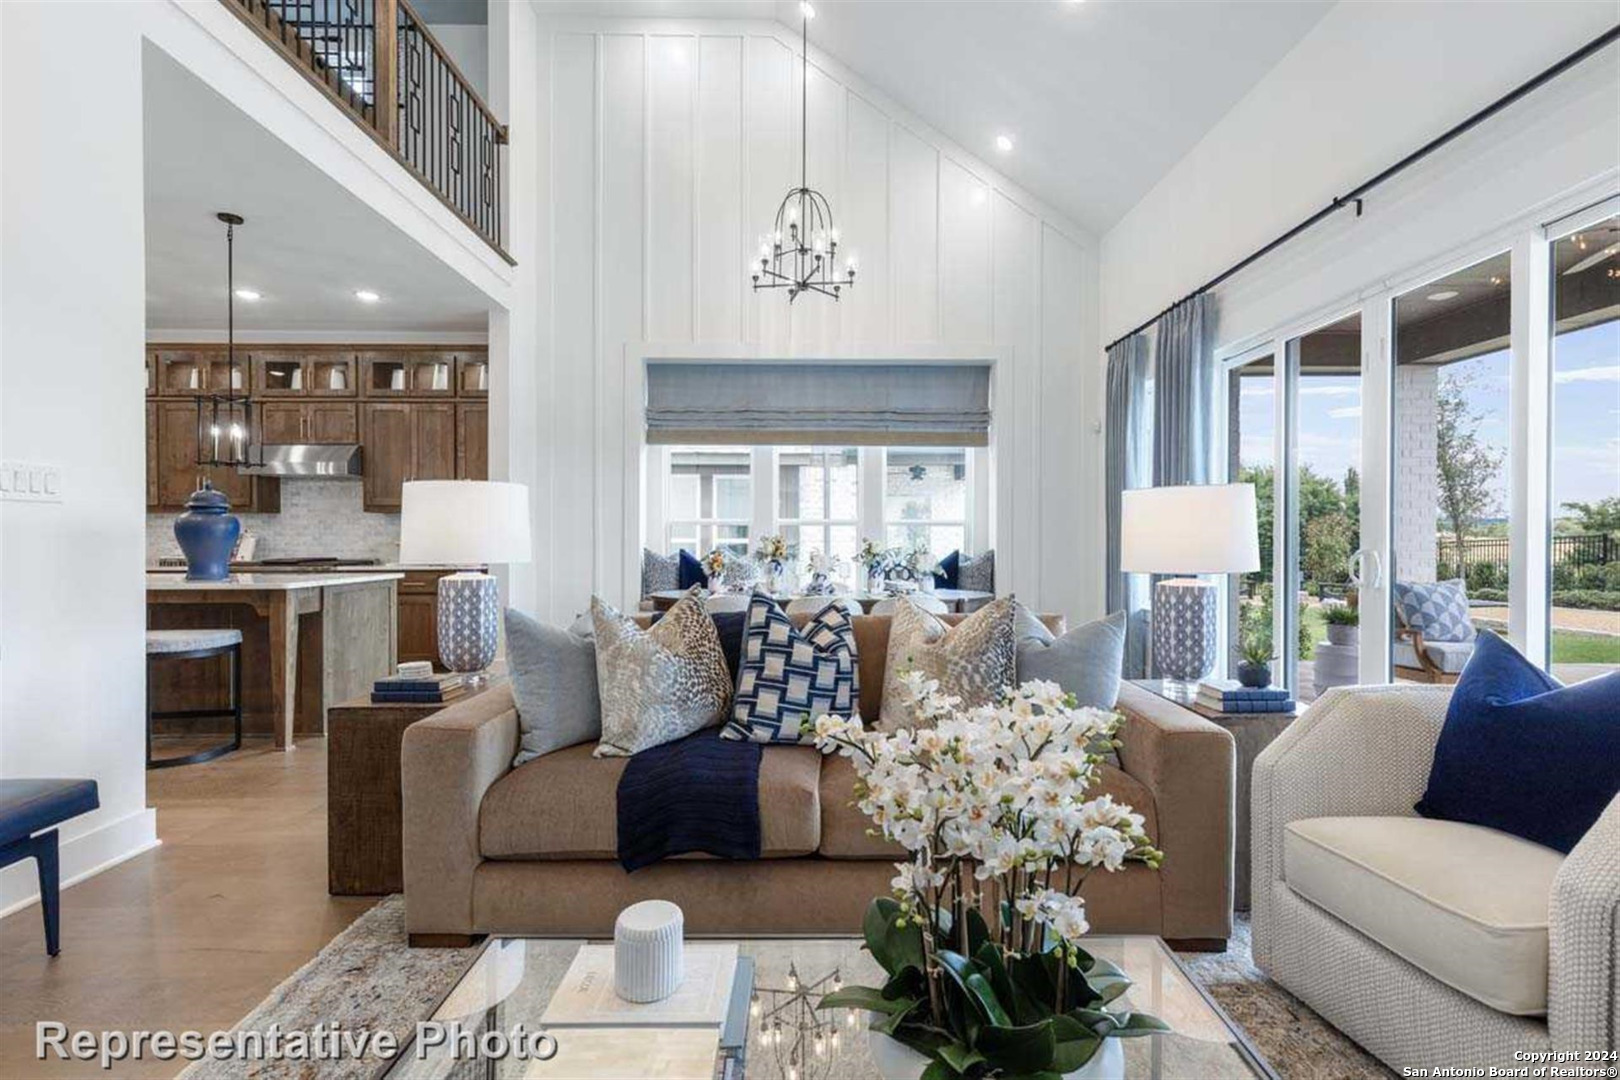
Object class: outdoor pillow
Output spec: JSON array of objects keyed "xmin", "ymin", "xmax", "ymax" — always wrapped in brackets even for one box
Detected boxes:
[
  {"xmin": 1392, "ymin": 578, "xmax": 1475, "ymax": 643},
  {"xmin": 591, "ymin": 587, "xmax": 733, "ymax": 757},
  {"xmin": 879, "ymin": 596, "xmax": 1016, "ymax": 731},
  {"xmin": 1416, "ymin": 630, "xmax": 1620, "ymax": 853},
  {"xmin": 724, "ymin": 591, "xmax": 859, "ymax": 743},
  {"xmin": 677, "ymin": 549, "xmax": 709, "ymax": 590},
  {"xmin": 506, "ymin": 608, "xmax": 601, "ymax": 766},
  {"xmin": 932, "ymin": 549, "xmax": 961, "ymax": 589}
]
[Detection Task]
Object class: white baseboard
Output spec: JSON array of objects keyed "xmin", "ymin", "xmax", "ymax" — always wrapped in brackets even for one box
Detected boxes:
[{"xmin": 0, "ymin": 807, "xmax": 160, "ymax": 919}]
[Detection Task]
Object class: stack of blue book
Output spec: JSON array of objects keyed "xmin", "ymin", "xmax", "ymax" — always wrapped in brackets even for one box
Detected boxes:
[
  {"xmin": 371, "ymin": 671, "xmax": 464, "ymax": 705},
  {"xmin": 1196, "ymin": 679, "xmax": 1295, "ymax": 714}
]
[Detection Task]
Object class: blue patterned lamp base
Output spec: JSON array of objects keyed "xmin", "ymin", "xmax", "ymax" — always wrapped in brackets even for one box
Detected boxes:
[
  {"xmin": 437, "ymin": 572, "xmax": 500, "ymax": 675},
  {"xmin": 1153, "ymin": 578, "xmax": 1217, "ymax": 683}
]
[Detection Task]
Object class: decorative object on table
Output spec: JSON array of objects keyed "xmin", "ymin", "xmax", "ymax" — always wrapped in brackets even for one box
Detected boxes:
[
  {"xmin": 505, "ymin": 607, "xmax": 601, "ymax": 766},
  {"xmin": 370, "ymin": 671, "xmax": 464, "ymax": 706},
  {"xmin": 753, "ymin": 534, "xmax": 791, "ymax": 594},
  {"xmin": 173, "ymin": 482, "xmax": 241, "ymax": 582},
  {"xmin": 1312, "ymin": 603, "xmax": 1360, "ymax": 697},
  {"xmin": 855, "ymin": 537, "xmax": 887, "ymax": 593},
  {"xmin": 701, "ymin": 548, "xmax": 730, "ymax": 589},
  {"xmin": 751, "ymin": 5, "xmax": 856, "ymax": 304},
  {"xmin": 1235, "ymin": 601, "xmax": 1274, "ymax": 688},
  {"xmin": 613, "ymin": 899, "xmax": 686, "ymax": 1004},
  {"xmin": 542, "ymin": 940, "xmax": 741, "ymax": 1027},
  {"xmin": 803, "ymin": 548, "xmax": 843, "ymax": 594},
  {"xmin": 877, "ymin": 597, "xmax": 1016, "ymax": 731},
  {"xmin": 723, "ymin": 591, "xmax": 858, "ymax": 744},
  {"xmin": 590, "ymin": 588, "xmax": 732, "ymax": 757},
  {"xmin": 399, "ymin": 480, "xmax": 532, "ymax": 680},
  {"xmin": 812, "ymin": 676, "xmax": 1166, "ymax": 1080},
  {"xmin": 1121, "ymin": 484, "xmax": 1259, "ymax": 686},
  {"xmin": 954, "ymin": 548, "xmax": 996, "ymax": 595},
  {"xmin": 1416, "ymin": 630, "xmax": 1620, "ymax": 854},
  {"xmin": 396, "ymin": 660, "xmax": 434, "ymax": 680},
  {"xmin": 751, "ymin": 962, "xmax": 854, "ymax": 1080},
  {"xmin": 1195, "ymin": 679, "xmax": 1295, "ymax": 715}
]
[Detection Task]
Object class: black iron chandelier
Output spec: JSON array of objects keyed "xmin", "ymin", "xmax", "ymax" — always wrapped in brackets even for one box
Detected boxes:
[
  {"xmin": 196, "ymin": 211, "xmax": 263, "ymax": 473},
  {"xmin": 752, "ymin": 3, "xmax": 855, "ymax": 303}
]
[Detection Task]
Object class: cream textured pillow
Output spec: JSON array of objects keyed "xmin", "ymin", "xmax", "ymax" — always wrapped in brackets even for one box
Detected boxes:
[
  {"xmin": 591, "ymin": 588, "xmax": 733, "ymax": 757},
  {"xmin": 878, "ymin": 596, "xmax": 1016, "ymax": 731}
]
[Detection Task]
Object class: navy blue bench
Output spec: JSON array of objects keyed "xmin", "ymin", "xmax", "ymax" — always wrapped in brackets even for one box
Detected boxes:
[{"xmin": 0, "ymin": 779, "xmax": 99, "ymax": 956}]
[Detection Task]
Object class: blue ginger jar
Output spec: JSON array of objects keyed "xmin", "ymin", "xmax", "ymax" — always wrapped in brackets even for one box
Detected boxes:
[{"xmin": 174, "ymin": 480, "xmax": 240, "ymax": 582}]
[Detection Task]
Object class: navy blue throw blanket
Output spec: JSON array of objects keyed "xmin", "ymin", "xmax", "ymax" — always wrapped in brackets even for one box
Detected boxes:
[{"xmin": 617, "ymin": 726, "xmax": 762, "ymax": 871}]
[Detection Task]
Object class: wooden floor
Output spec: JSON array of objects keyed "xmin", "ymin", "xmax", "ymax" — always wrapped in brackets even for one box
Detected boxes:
[{"xmin": 0, "ymin": 738, "xmax": 374, "ymax": 1078}]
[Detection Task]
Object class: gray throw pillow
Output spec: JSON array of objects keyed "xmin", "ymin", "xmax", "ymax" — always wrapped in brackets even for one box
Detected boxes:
[
  {"xmin": 506, "ymin": 608, "xmax": 601, "ymax": 767},
  {"xmin": 1016, "ymin": 605, "xmax": 1127, "ymax": 765},
  {"xmin": 957, "ymin": 549, "xmax": 995, "ymax": 593},
  {"xmin": 592, "ymin": 588, "xmax": 733, "ymax": 757}
]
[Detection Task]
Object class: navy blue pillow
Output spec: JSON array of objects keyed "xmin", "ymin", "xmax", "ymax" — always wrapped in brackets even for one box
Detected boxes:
[
  {"xmin": 932, "ymin": 549, "xmax": 961, "ymax": 590},
  {"xmin": 1416, "ymin": 631, "xmax": 1620, "ymax": 853},
  {"xmin": 677, "ymin": 549, "xmax": 709, "ymax": 590}
]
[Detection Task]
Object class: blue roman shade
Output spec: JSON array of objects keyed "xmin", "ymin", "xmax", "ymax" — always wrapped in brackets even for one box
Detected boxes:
[{"xmin": 644, "ymin": 362, "xmax": 991, "ymax": 446}]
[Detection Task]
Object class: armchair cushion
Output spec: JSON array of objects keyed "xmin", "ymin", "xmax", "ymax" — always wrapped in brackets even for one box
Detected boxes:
[
  {"xmin": 1392, "ymin": 578, "xmax": 1475, "ymax": 642},
  {"xmin": 1392, "ymin": 638, "xmax": 1473, "ymax": 674},
  {"xmin": 1416, "ymin": 631, "xmax": 1620, "ymax": 853},
  {"xmin": 1284, "ymin": 815, "xmax": 1562, "ymax": 1015}
]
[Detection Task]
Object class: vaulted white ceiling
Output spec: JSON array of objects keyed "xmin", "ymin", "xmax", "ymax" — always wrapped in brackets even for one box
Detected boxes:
[{"xmin": 532, "ymin": 0, "xmax": 1334, "ymax": 234}]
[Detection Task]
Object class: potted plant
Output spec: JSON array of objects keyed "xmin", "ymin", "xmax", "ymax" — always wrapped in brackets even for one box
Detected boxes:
[
  {"xmin": 809, "ymin": 674, "xmax": 1167, "ymax": 1080},
  {"xmin": 1236, "ymin": 604, "xmax": 1273, "ymax": 688},
  {"xmin": 701, "ymin": 548, "xmax": 729, "ymax": 591},
  {"xmin": 753, "ymin": 534, "xmax": 791, "ymax": 594},
  {"xmin": 856, "ymin": 538, "xmax": 889, "ymax": 595},
  {"xmin": 1323, "ymin": 604, "xmax": 1359, "ymax": 646}
]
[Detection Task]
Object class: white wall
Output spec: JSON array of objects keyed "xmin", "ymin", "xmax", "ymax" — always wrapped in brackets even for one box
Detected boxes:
[
  {"xmin": 428, "ymin": 23, "xmax": 490, "ymax": 101},
  {"xmin": 529, "ymin": 16, "xmax": 1100, "ymax": 625},
  {"xmin": 1100, "ymin": 1, "xmax": 1620, "ymax": 350},
  {"xmin": 0, "ymin": 0, "xmax": 521, "ymax": 914}
]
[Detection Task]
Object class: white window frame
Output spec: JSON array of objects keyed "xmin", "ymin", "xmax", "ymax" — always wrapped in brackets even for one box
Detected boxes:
[
  {"xmin": 774, "ymin": 446, "xmax": 862, "ymax": 567},
  {"xmin": 654, "ymin": 444, "xmax": 756, "ymax": 558},
  {"xmin": 879, "ymin": 446, "xmax": 976, "ymax": 557}
]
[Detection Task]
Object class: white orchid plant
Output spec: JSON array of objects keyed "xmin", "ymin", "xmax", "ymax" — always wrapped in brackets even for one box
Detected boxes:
[{"xmin": 811, "ymin": 672, "xmax": 1166, "ymax": 1076}]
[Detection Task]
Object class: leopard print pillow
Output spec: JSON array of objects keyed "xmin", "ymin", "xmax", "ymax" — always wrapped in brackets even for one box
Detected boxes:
[
  {"xmin": 592, "ymin": 588, "xmax": 733, "ymax": 757},
  {"xmin": 878, "ymin": 596, "xmax": 1016, "ymax": 731}
]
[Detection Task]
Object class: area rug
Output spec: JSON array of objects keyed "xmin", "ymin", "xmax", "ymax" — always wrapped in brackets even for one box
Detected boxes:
[{"xmin": 184, "ymin": 898, "xmax": 1392, "ymax": 1080}]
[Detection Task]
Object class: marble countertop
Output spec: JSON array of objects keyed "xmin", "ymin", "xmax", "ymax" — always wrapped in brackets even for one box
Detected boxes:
[{"xmin": 146, "ymin": 572, "xmax": 405, "ymax": 591}]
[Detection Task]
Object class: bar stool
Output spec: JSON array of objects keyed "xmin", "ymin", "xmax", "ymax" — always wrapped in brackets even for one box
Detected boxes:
[{"xmin": 145, "ymin": 629, "xmax": 242, "ymax": 769}]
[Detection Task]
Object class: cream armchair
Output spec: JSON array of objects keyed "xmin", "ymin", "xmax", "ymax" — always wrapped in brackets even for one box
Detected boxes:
[{"xmin": 1252, "ymin": 684, "xmax": 1618, "ymax": 1068}]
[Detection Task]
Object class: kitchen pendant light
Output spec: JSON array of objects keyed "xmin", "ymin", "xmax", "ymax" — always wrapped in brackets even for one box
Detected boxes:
[
  {"xmin": 751, "ymin": 8, "xmax": 855, "ymax": 303},
  {"xmin": 195, "ymin": 211, "xmax": 263, "ymax": 474}
]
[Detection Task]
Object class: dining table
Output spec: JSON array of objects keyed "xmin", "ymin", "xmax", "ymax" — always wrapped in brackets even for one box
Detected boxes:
[{"xmin": 647, "ymin": 587, "xmax": 994, "ymax": 614}]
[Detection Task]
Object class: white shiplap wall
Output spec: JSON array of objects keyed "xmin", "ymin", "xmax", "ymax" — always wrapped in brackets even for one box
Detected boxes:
[{"xmin": 533, "ymin": 18, "xmax": 1100, "ymax": 624}]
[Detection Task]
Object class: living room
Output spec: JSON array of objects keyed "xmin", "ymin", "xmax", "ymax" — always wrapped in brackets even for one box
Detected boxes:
[{"xmin": 2, "ymin": 1, "xmax": 1617, "ymax": 1078}]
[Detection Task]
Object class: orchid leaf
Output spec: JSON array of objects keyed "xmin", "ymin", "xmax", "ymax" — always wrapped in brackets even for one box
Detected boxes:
[
  {"xmin": 1051, "ymin": 1033, "xmax": 1104, "ymax": 1073},
  {"xmin": 975, "ymin": 1017, "xmax": 1058, "ymax": 1074},
  {"xmin": 937, "ymin": 949, "xmax": 1012, "ymax": 1028},
  {"xmin": 820, "ymin": 986, "xmax": 914, "ymax": 1015},
  {"xmin": 936, "ymin": 1043, "xmax": 987, "ymax": 1075},
  {"xmin": 1109, "ymin": 1011, "xmax": 1172, "ymax": 1037}
]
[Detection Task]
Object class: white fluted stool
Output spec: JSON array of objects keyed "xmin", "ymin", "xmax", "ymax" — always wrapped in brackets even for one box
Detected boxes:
[{"xmin": 614, "ymin": 900, "xmax": 685, "ymax": 1003}]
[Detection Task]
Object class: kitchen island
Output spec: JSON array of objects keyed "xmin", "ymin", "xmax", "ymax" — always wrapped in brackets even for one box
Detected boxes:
[{"xmin": 146, "ymin": 572, "xmax": 402, "ymax": 750}]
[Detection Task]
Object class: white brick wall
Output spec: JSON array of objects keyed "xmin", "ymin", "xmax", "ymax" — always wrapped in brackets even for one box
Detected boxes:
[
  {"xmin": 147, "ymin": 479, "xmax": 400, "ymax": 562},
  {"xmin": 1394, "ymin": 365, "xmax": 1439, "ymax": 583}
]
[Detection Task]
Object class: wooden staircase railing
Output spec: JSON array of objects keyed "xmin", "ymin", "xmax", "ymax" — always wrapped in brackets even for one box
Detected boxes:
[{"xmin": 222, "ymin": 0, "xmax": 512, "ymax": 263}]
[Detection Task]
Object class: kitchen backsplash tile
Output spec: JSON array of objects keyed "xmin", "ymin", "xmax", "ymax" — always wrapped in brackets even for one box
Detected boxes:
[{"xmin": 147, "ymin": 479, "xmax": 400, "ymax": 562}]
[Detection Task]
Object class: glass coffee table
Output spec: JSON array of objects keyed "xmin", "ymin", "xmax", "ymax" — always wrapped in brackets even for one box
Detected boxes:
[{"xmin": 383, "ymin": 936, "xmax": 1277, "ymax": 1079}]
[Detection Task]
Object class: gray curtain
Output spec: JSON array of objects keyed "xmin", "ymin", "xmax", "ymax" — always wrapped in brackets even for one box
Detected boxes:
[
  {"xmin": 1104, "ymin": 333, "xmax": 1152, "ymax": 677},
  {"xmin": 1152, "ymin": 294, "xmax": 1216, "ymax": 487}
]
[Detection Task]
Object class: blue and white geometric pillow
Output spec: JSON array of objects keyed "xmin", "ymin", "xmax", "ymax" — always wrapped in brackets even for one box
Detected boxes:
[
  {"xmin": 722, "ymin": 591, "xmax": 859, "ymax": 743},
  {"xmin": 1392, "ymin": 578, "xmax": 1476, "ymax": 643}
]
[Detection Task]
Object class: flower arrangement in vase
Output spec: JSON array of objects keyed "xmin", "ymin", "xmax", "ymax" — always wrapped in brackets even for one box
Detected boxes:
[
  {"xmin": 701, "ymin": 548, "xmax": 730, "ymax": 590},
  {"xmin": 805, "ymin": 549, "xmax": 845, "ymax": 594},
  {"xmin": 753, "ymin": 534, "xmax": 791, "ymax": 594},
  {"xmin": 809, "ymin": 674, "xmax": 1166, "ymax": 1080},
  {"xmin": 856, "ymin": 538, "xmax": 889, "ymax": 594}
]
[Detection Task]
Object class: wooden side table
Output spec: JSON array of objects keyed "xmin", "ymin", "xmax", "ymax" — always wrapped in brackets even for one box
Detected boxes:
[
  {"xmin": 1129, "ymin": 680, "xmax": 1300, "ymax": 912},
  {"xmin": 328, "ymin": 667, "xmax": 507, "ymax": 895}
]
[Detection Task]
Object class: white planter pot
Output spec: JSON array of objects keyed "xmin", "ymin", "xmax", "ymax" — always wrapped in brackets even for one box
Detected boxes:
[
  {"xmin": 867, "ymin": 1024, "xmax": 1125, "ymax": 1080},
  {"xmin": 1325, "ymin": 623, "xmax": 1357, "ymax": 647}
]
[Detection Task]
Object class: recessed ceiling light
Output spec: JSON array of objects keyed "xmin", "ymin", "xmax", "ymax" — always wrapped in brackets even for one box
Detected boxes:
[
  {"xmin": 994, "ymin": 134, "xmax": 1014, "ymax": 154},
  {"xmin": 1426, "ymin": 289, "xmax": 1459, "ymax": 302},
  {"xmin": 799, "ymin": 1, "xmax": 815, "ymax": 18},
  {"xmin": 234, "ymin": 288, "xmax": 261, "ymax": 301},
  {"xmin": 355, "ymin": 289, "xmax": 381, "ymax": 303}
]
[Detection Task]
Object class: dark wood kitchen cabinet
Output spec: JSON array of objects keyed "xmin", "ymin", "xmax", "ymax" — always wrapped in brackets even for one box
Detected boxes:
[
  {"xmin": 456, "ymin": 402, "xmax": 487, "ymax": 481},
  {"xmin": 151, "ymin": 400, "xmax": 279, "ymax": 512},
  {"xmin": 361, "ymin": 402, "xmax": 455, "ymax": 511},
  {"xmin": 260, "ymin": 401, "xmax": 359, "ymax": 444}
]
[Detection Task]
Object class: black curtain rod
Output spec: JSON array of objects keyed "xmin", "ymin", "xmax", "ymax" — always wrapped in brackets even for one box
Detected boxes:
[{"xmin": 1105, "ymin": 22, "xmax": 1620, "ymax": 354}]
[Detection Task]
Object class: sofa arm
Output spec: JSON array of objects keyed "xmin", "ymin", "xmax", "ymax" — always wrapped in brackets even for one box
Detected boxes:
[
  {"xmin": 401, "ymin": 684, "xmax": 520, "ymax": 939},
  {"xmin": 1114, "ymin": 683, "xmax": 1235, "ymax": 942},
  {"xmin": 1550, "ymin": 790, "xmax": 1620, "ymax": 1050}
]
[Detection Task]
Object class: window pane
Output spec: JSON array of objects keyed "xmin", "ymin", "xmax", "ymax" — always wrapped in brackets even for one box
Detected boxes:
[
  {"xmin": 669, "ymin": 474, "xmax": 700, "ymax": 521},
  {"xmin": 1228, "ymin": 356, "xmax": 1276, "ymax": 680},
  {"xmin": 670, "ymin": 445, "xmax": 752, "ymax": 520},
  {"xmin": 828, "ymin": 524, "xmax": 859, "ymax": 569},
  {"xmin": 885, "ymin": 449, "xmax": 968, "ymax": 554},
  {"xmin": 714, "ymin": 476, "xmax": 751, "ymax": 520},
  {"xmin": 1392, "ymin": 252, "xmax": 1512, "ymax": 679},
  {"xmin": 1550, "ymin": 216, "xmax": 1620, "ymax": 681},
  {"xmin": 778, "ymin": 446, "xmax": 858, "ymax": 521}
]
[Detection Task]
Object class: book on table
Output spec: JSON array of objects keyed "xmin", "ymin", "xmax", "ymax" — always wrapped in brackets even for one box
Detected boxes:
[
  {"xmin": 371, "ymin": 671, "xmax": 465, "ymax": 703},
  {"xmin": 541, "ymin": 943, "xmax": 741, "ymax": 1028},
  {"xmin": 1194, "ymin": 694, "xmax": 1297, "ymax": 714},
  {"xmin": 1197, "ymin": 678, "xmax": 1291, "ymax": 702}
]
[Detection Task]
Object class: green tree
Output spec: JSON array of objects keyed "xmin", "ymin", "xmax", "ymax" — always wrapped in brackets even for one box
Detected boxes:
[
  {"xmin": 1435, "ymin": 370, "xmax": 1504, "ymax": 566},
  {"xmin": 1561, "ymin": 497, "xmax": 1620, "ymax": 535},
  {"xmin": 1304, "ymin": 511, "xmax": 1352, "ymax": 585},
  {"xmin": 1343, "ymin": 467, "xmax": 1361, "ymax": 553}
]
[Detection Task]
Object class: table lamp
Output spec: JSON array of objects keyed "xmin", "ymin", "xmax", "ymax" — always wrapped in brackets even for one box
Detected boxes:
[
  {"xmin": 399, "ymin": 480, "xmax": 532, "ymax": 679},
  {"xmin": 1120, "ymin": 483, "xmax": 1260, "ymax": 686}
]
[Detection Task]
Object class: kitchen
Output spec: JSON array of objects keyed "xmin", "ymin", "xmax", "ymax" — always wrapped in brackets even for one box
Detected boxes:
[{"xmin": 145, "ymin": 344, "xmax": 490, "ymax": 751}]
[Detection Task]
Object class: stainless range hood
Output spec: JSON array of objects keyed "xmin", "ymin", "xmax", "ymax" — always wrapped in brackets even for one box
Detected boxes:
[{"xmin": 239, "ymin": 444, "xmax": 363, "ymax": 478}]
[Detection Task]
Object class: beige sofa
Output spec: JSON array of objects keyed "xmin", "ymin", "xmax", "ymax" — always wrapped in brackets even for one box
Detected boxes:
[{"xmin": 402, "ymin": 613, "xmax": 1236, "ymax": 948}]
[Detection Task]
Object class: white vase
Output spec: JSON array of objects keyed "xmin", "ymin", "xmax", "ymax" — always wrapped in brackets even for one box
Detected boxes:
[{"xmin": 867, "ymin": 1024, "xmax": 1125, "ymax": 1080}]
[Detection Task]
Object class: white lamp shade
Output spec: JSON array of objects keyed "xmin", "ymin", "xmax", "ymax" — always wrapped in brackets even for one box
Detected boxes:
[
  {"xmin": 399, "ymin": 480, "xmax": 532, "ymax": 565},
  {"xmin": 1120, "ymin": 483, "xmax": 1260, "ymax": 575}
]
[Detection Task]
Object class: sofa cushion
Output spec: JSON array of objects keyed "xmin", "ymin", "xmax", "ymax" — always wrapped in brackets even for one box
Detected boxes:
[
  {"xmin": 1392, "ymin": 578, "xmax": 1475, "ymax": 643},
  {"xmin": 818, "ymin": 755, "xmax": 1158, "ymax": 859},
  {"xmin": 878, "ymin": 597, "xmax": 1016, "ymax": 731},
  {"xmin": 481, "ymin": 743, "xmax": 822, "ymax": 859},
  {"xmin": 1392, "ymin": 638, "xmax": 1473, "ymax": 674},
  {"xmin": 506, "ymin": 608, "xmax": 601, "ymax": 766},
  {"xmin": 725, "ymin": 592, "xmax": 859, "ymax": 743},
  {"xmin": 592, "ymin": 589, "xmax": 733, "ymax": 757},
  {"xmin": 1283, "ymin": 815, "xmax": 1561, "ymax": 1015}
]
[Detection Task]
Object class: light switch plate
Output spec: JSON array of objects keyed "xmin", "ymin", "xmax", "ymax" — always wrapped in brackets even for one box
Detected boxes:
[{"xmin": 0, "ymin": 462, "xmax": 63, "ymax": 503}]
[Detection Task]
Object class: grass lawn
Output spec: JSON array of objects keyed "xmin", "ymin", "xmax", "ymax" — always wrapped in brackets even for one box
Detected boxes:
[{"xmin": 1553, "ymin": 630, "xmax": 1620, "ymax": 664}]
